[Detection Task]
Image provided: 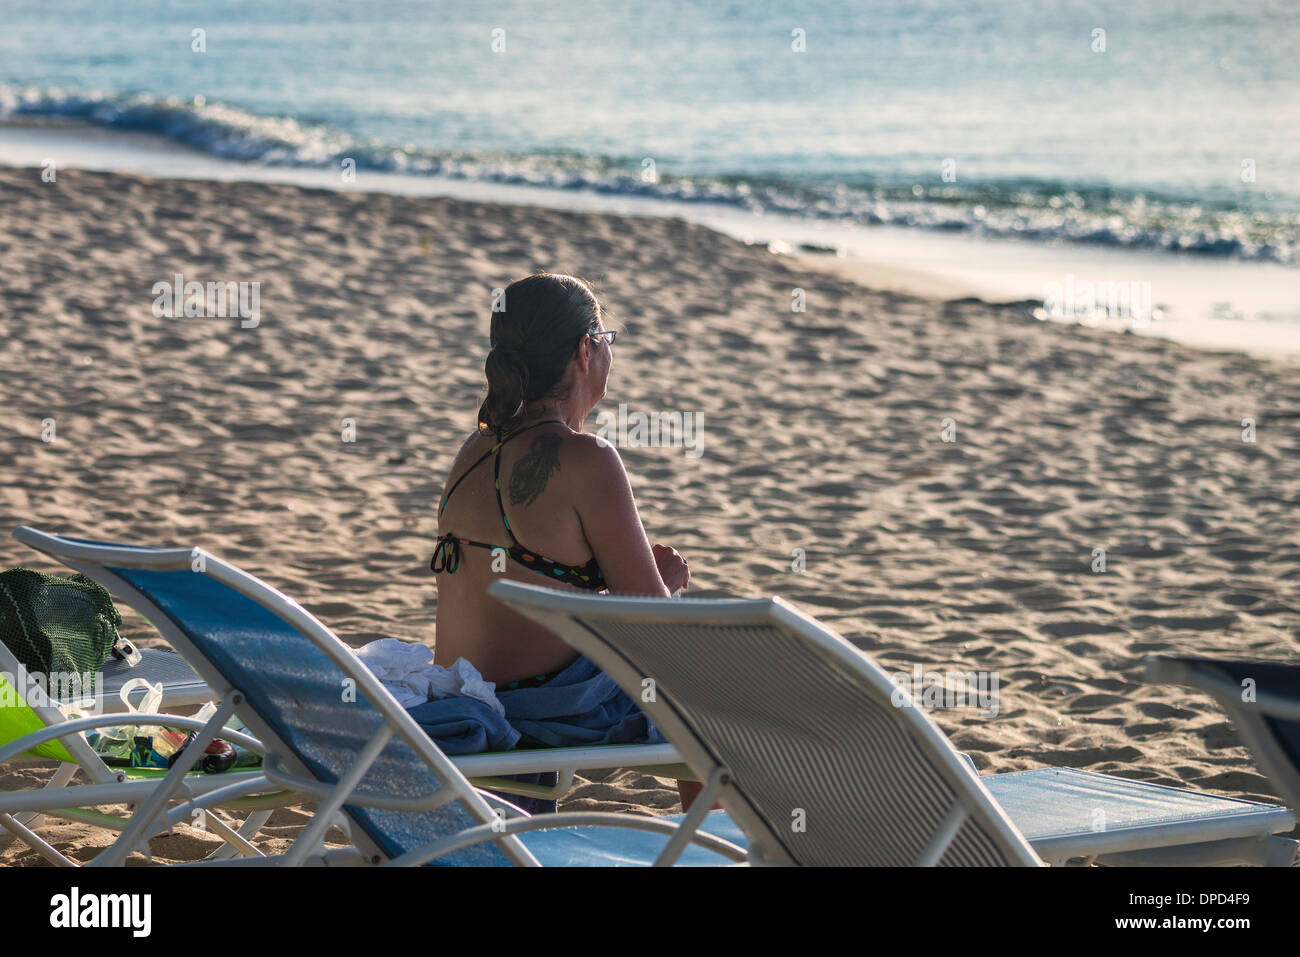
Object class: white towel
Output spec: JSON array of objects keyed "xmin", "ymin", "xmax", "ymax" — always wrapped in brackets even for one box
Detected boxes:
[{"xmin": 354, "ymin": 638, "xmax": 504, "ymax": 716}]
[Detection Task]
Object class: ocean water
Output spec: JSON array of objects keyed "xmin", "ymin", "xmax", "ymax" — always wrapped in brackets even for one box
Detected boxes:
[{"xmin": 2, "ymin": 0, "xmax": 1298, "ymax": 266}]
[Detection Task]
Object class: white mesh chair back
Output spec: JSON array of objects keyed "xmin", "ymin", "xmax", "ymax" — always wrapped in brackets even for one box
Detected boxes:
[{"xmin": 490, "ymin": 581, "xmax": 1041, "ymax": 866}]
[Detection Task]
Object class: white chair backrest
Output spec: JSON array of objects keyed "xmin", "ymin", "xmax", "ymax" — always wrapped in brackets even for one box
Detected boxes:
[{"xmin": 491, "ymin": 580, "xmax": 1041, "ymax": 866}]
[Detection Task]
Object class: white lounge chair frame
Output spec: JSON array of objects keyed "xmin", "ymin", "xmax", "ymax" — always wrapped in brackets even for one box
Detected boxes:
[
  {"xmin": 490, "ymin": 580, "xmax": 1042, "ymax": 866},
  {"xmin": 488, "ymin": 580, "xmax": 1299, "ymax": 866}
]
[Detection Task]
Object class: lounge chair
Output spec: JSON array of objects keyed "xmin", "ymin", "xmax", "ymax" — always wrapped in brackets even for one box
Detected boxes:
[
  {"xmin": 487, "ymin": 580, "xmax": 1300, "ymax": 866},
  {"xmin": 11, "ymin": 526, "xmax": 745, "ymax": 866},
  {"xmin": 0, "ymin": 642, "xmax": 282, "ymax": 865},
  {"xmin": 13, "ymin": 527, "xmax": 692, "ymax": 805},
  {"xmin": 1145, "ymin": 656, "xmax": 1300, "ymax": 816}
]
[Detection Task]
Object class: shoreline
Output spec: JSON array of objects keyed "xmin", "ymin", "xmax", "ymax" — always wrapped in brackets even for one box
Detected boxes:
[
  {"xmin": 790, "ymin": 251, "xmax": 1300, "ymax": 366},
  {"xmin": 2, "ymin": 119, "xmax": 1297, "ymax": 361}
]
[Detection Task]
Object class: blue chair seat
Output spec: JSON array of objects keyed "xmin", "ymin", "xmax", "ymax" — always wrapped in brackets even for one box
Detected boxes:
[{"xmin": 519, "ymin": 809, "xmax": 747, "ymax": 866}]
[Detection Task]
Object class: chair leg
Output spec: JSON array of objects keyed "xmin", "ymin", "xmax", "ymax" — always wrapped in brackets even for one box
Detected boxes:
[
  {"xmin": 205, "ymin": 809, "xmax": 274, "ymax": 861},
  {"xmin": 0, "ymin": 811, "xmax": 78, "ymax": 867}
]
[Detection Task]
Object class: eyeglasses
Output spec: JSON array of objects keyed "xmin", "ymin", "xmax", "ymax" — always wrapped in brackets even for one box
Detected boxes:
[{"xmin": 588, "ymin": 329, "xmax": 618, "ymax": 346}]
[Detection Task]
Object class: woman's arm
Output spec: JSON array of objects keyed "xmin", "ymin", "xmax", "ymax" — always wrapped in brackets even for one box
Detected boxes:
[{"xmin": 571, "ymin": 435, "xmax": 673, "ymax": 597}]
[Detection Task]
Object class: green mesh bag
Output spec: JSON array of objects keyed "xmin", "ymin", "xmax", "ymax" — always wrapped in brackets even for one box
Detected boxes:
[{"xmin": 0, "ymin": 567, "xmax": 122, "ymax": 679}]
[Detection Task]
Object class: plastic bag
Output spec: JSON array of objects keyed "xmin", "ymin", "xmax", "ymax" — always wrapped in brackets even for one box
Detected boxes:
[{"xmin": 84, "ymin": 679, "xmax": 193, "ymax": 769}]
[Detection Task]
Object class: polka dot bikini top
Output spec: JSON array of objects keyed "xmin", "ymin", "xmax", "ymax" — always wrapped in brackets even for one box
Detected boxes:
[{"xmin": 430, "ymin": 420, "xmax": 607, "ymax": 591}]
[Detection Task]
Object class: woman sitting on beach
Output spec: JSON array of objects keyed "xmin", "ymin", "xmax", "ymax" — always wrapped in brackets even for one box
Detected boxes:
[
  {"xmin": 429, "ymin": 272, "xmax": 701, "ymax": 810},
  {"xmin": 431, "ymin": 272, "xmax": 689, "ymax": 685}
]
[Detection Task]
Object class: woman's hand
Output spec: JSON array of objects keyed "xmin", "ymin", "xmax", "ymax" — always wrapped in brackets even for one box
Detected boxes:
[{"xmin": 652, "ymin": 544, "xmax": 690, "ymax": 594}]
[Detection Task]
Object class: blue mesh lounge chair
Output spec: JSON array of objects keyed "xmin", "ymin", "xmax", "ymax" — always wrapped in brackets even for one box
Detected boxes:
[
  {"xmin": 488, "ymin": 580, "xmax": 1300, "ymax": 866},
  {"xmin": 8, "ymin": 534, "xmax": 688, "ymax": 808},
  {"xmin": 10, "ymin": 526, "xmax": 747, "ymax": 866},
  {"xmin": 1146, "ymin": 656, "xmax": 1300, "ymax": 817}
]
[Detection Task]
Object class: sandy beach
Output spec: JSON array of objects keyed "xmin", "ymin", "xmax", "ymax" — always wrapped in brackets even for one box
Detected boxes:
[{"xmin": 1, "ymin": 165, "xmax": 1298, "ymax": 864}]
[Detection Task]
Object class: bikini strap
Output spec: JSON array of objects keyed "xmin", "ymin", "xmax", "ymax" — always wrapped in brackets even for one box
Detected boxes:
[
  {"xmin": 492, "ymin": 441, "xmax": 520, "ymax": 547},
  {"xmin": 438, "ymin": 446, "xmax": 497, "ymax": 517}
]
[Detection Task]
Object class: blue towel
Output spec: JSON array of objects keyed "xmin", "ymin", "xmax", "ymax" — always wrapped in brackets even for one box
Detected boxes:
[
  {"xmin": 404, "ymin": 695, "xmax": 520, "ymax": 755},
  {"xmin": 496, "ymin": 654, "xmax": 664, "ymax": 748},
  {"xmin": 406, "ymin": 654, "xmax": 664, "ymax": 814}
]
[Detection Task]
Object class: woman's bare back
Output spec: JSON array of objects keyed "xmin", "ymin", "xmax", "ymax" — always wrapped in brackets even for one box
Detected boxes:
[{"xmin": 432, "ymin": 423, "xmax": 604, "ymax": 684}]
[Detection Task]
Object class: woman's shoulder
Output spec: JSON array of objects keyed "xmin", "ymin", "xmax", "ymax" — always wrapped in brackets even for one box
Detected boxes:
[
  {"xmin": 508, "ymin": 426, "xmax": 626, "ymax": 496},
  {"xmin": 564, "ymin": 428, "xmax": 626, "ymax": 470},
  {"xmin": 447, "ymin": 429, "xmax": 491, "ymax": 472},
  {"xmin": 448, "ymin": 423, "xmax": 624, "ymax": 481}
]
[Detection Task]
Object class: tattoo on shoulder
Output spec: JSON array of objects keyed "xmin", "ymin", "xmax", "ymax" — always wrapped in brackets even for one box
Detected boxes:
[{"xmin": 508, "ymin": 433, "xmax": 562, "ymax": 507}]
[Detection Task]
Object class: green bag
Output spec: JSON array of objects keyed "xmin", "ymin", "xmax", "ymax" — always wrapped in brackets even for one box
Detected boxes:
[{"xmin": 0, "ymin": 567, "xmax": 123, "ymax": 682}]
